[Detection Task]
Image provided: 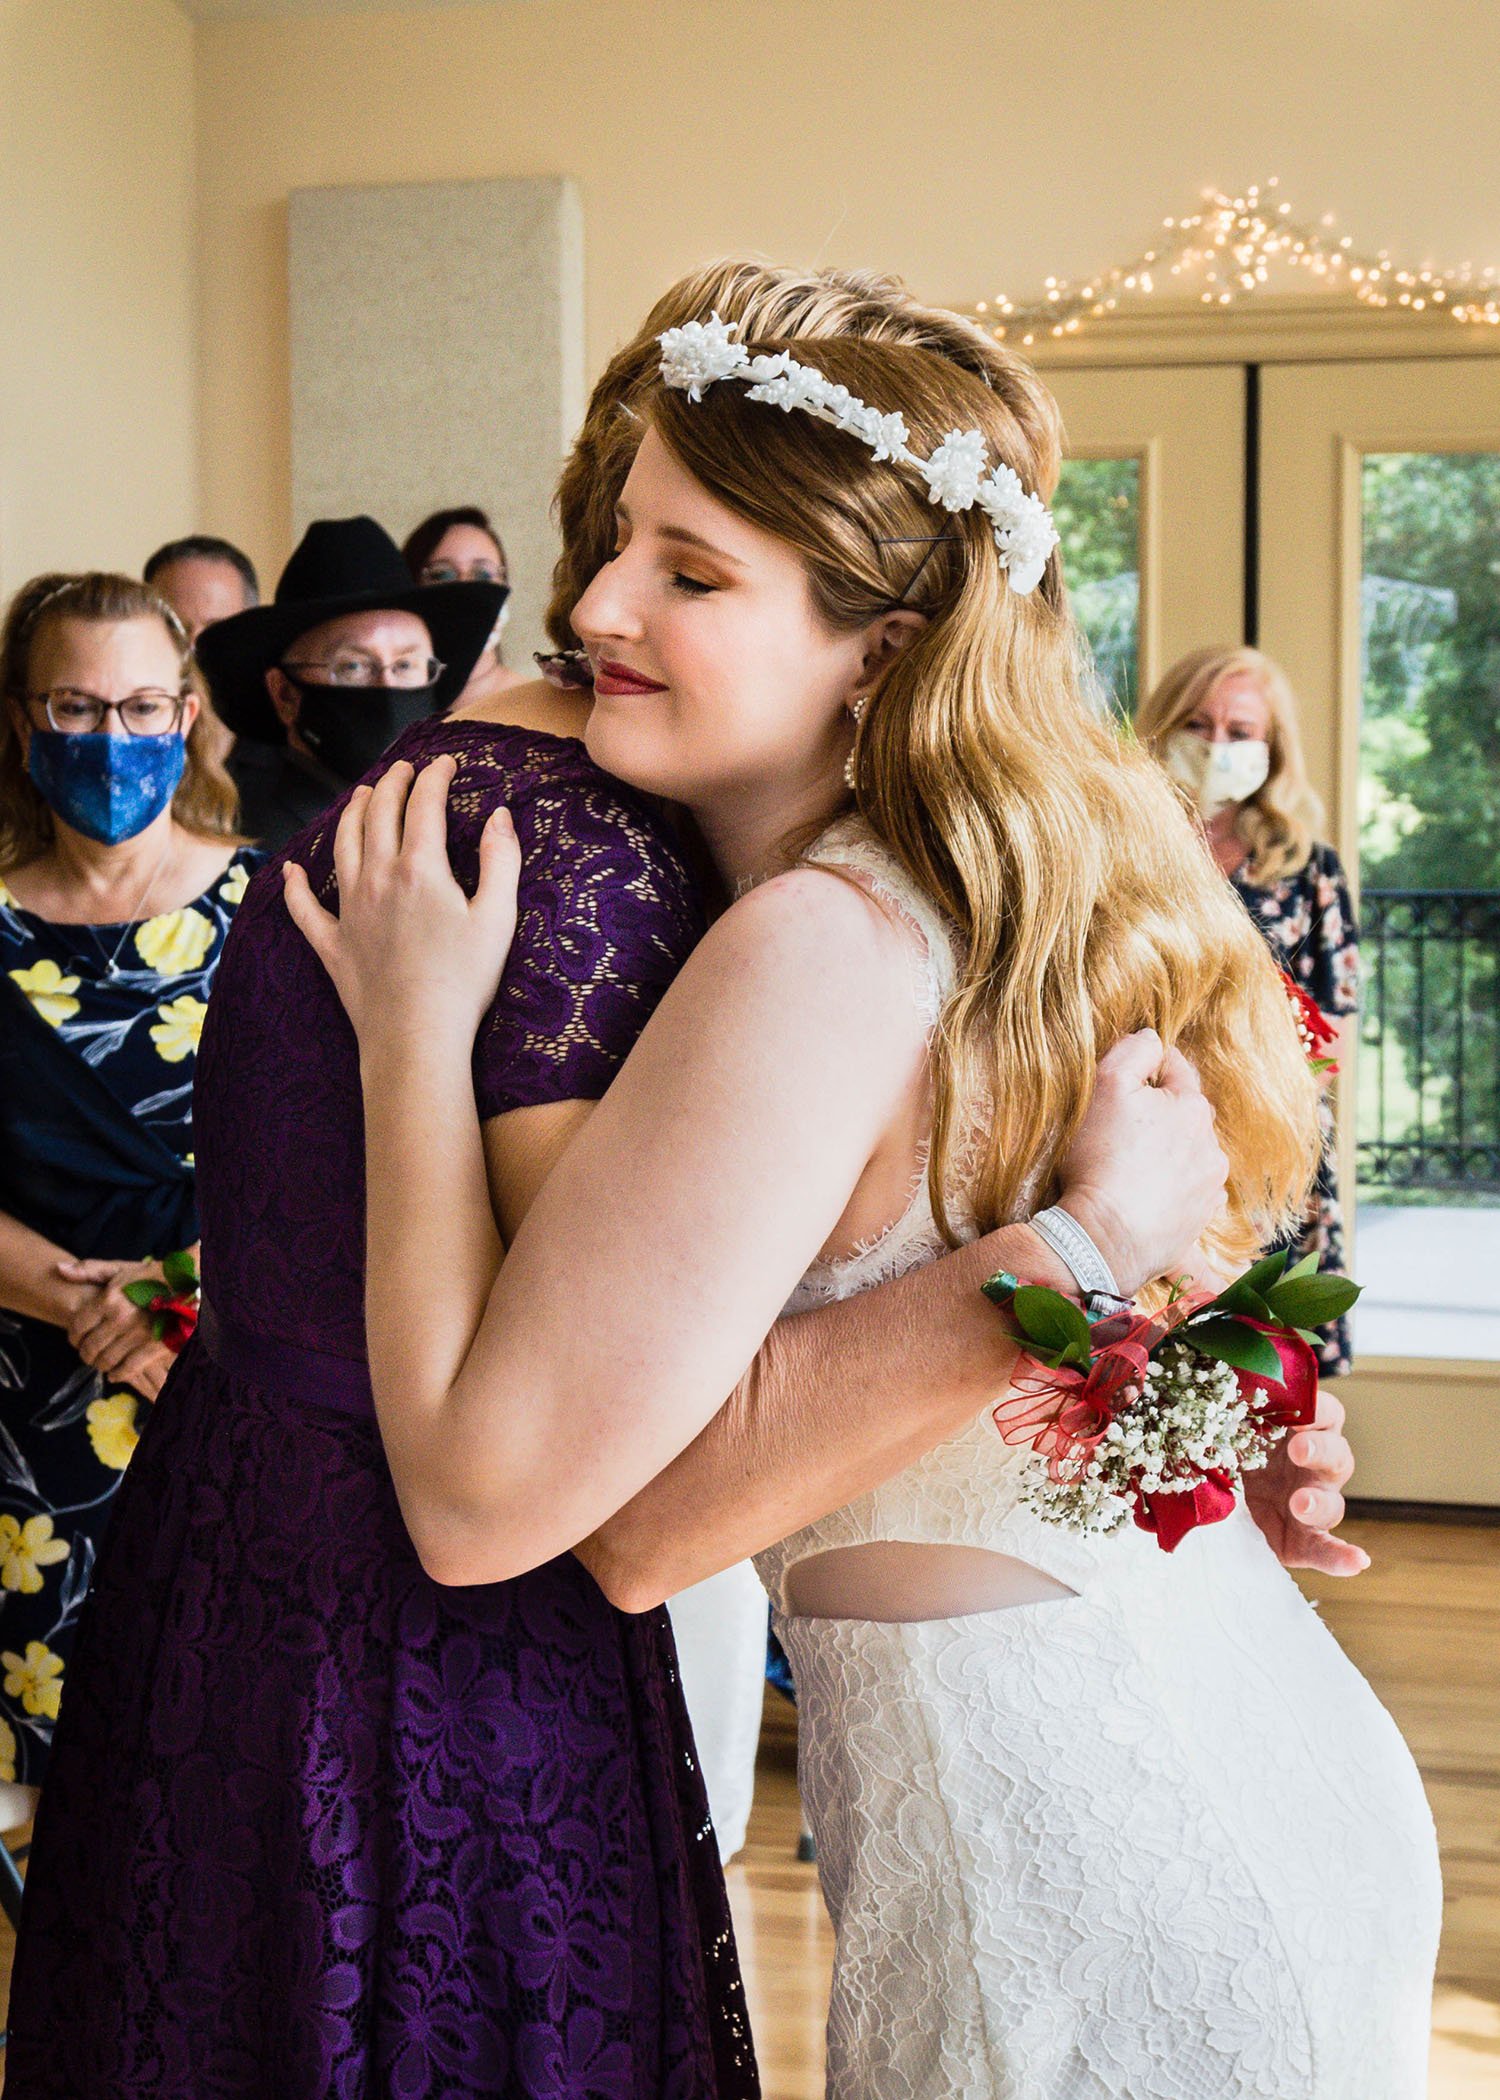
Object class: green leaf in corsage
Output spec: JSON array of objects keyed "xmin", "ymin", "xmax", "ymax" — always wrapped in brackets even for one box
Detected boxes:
[
  {"xmin": 1260, "ymin": 1273, "xmax": 1362, "ymax": 1326},
  {"xmin": 1181, "ymin": 1315, "xmax": 1287, "ymax": 1382},
  {"xmin": 1009, "ymin": 1285, "xmax": 1095, "ymax": 1370},
  {"xmin": 162, "ymin": 1247, "xmax": 200, "ymax": 1296},
  {"xmin": 1207, "ymin": 1247, "xmax": 1288, "ymax": 1321}
]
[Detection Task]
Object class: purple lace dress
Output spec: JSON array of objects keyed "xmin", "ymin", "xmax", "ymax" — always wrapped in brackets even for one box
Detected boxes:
[{"xmin": 6, "ymin": 718, "xmax": 759, "ymax": 2100}]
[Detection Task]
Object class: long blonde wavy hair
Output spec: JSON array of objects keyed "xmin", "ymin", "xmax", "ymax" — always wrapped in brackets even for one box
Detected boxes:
[
  {"xmin": 1136, "ymin": 645, "xmax": 1325, "ymax": 886},
  {"xmin": 639, "ymin": 337, "xmax": 1319, "ymax": 1278},
  {"xmin": 0, "ymin": 572, "xmax": 243, "ymax": 870}
]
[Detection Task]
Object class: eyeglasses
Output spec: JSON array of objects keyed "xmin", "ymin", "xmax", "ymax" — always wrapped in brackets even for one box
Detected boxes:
[
  {"xmin": 280, "ymin": 654, "xmax": 445, "ymax": 690},
  {"xmin": 420, "ymin": 560, "xmax": 507, "ymax": 587},
  {"xmin": 30, "ymin": 688, "xmax": 187, "ymax": 736}
]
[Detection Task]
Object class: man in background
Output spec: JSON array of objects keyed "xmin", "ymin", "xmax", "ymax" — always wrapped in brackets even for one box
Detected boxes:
[
  {"xmin": 195, "ymin": 514, "xmax": 504, "ymax": 851},
  {"xmin": 144, "ymin": 534, "xmax": 260, "ymax": 646}
]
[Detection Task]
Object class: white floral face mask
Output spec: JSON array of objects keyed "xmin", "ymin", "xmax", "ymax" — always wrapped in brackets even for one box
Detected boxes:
[{"xmin": 1163, "ymin": 731, "xmax": 1272, "ymax": 816}]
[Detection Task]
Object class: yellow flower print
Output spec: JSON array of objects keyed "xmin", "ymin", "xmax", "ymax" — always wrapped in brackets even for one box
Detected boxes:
[
  {"xmin": 0, "ymin": 875, "xmax": 14, "ymax": 908},
  {"xmin": 150, "ymin": 993, "xmax": 208, "ymax": 1063},
  {"xmin": 2, "ymin": 1641, "xmax": 63, "ymax": 1721},
  {"xmin": 0, "ymin": 1715, "xmax": 16, "ymax": 1784},
  {"xmin": 219, "ymin": 862, "xmax": 250, "ymax": 907},
  {"xmin": 86, "ymin": 1391, "xmax": 140, "ymax": 1471},
  {"xmin": 0, "ymin": 1515, "xmax": 69, "ymax": 1596},
  {"xmin": 135, "ymin": 905, "xmax": 215, "ymax": 975},
  {"xmin": 9, "ymin": 958, "xmax": 81, "ymax": 1028}
]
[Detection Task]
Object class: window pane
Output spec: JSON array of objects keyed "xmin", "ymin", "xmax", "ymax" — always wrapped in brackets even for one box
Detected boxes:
[
  {"xmin": 1356, "ymin": 451, "xmax": 1500, "ymax": 1358},
  {"xmin": 1054, "ymin": 456, "xmax": 1140, "ymax": 716}
]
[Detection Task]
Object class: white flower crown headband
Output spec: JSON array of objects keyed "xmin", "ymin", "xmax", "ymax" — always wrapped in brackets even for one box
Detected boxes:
[{"xmin": 657, "ymin": 314, "xmax": 1060, "ymax": 596}]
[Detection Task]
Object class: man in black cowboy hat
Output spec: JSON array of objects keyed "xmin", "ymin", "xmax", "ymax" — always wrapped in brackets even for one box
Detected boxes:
[{"xmin": 198, "ymin": 515, "xmax": 505, "ymax": 851}]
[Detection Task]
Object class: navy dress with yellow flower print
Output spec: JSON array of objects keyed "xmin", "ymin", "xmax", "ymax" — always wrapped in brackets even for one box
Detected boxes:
[{"xmin": 0, "ymin": 850, "xmax": 259, "ymax": 1784}]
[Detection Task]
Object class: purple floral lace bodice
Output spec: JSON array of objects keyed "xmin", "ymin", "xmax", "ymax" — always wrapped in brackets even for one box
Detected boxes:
[{"xmin": 194, "ymin": 715, "xmax": 703, "ymax": 1357}]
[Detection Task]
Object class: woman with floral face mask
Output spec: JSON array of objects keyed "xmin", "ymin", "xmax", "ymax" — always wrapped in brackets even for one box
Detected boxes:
[
  {"xmin": 0, "ymin": 573, "xmax": 257, "ymax": 1826},
  {"xmin": 1139, "ymin": 646, "xmax": 1360, "ymax": 1375}
]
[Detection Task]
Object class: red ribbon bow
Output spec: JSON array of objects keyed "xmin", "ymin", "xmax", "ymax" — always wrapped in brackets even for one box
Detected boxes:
[{"xmin": 994, "ymin": 1305, "xmax": 1168, "ymax": 1473}]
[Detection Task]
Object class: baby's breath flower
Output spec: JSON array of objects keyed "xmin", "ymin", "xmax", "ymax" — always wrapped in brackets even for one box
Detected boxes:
[{"xmin": 1021, "ymin": 1337, "xmax": 1280, "ymax": 1539}]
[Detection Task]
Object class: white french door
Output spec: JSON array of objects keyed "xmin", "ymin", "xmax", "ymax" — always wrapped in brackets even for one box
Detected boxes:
[{"xmin": 1048, "ymin": 343, "xmax": 1500, "ymax": 1504}]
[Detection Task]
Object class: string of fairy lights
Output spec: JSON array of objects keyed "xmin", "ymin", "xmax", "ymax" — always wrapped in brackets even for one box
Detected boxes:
[{"xmin": 967, "ymin": 179, "xmax": 1500, "ymax": 346}]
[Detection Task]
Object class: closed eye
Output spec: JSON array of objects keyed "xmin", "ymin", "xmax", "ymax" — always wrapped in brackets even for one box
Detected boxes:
[{"xmin": 670, "ymin": 573, "xmax": 716, "ymax": 597}]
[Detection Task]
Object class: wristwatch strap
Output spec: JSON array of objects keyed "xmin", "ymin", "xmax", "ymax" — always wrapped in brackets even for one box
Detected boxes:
[{"xmin": 1028, "ymin": 1205, "xmax": 1131, "ymax": 1319}]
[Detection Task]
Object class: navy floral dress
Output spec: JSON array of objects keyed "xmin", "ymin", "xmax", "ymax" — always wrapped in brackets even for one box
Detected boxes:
[
  {"xmin": 0, "ymin": 850, "xmax": 260, "ymax": 1784},
  {"xmin": 1233, "ymin": 841, "xmax": 1360, "ymax": 1375}
]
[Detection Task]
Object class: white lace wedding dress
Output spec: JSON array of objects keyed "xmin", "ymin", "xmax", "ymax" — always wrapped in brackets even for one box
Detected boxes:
[{"xmin": 753, "ymin": 825, "xmax": 1441, "ymax": 2100}]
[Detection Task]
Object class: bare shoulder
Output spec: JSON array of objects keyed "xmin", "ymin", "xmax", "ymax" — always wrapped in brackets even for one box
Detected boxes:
[
  {"xmin": 450, "ymin": 679, "xmax": 592, "ymax": 743},
  {"xmin": 687, "ymin": 864, "xmax": 932, "ymax": 1050}
]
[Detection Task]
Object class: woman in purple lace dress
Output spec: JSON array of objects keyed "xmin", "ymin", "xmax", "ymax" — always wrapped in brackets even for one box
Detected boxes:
[{"xmin": 4, "ymin": 707, "xmax": 755, "ymax": 2098}]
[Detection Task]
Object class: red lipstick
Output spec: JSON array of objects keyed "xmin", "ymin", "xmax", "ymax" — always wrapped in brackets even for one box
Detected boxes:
[{"xmin": 593, "ymin": 657, "xmax": 668, "ymax": 697}]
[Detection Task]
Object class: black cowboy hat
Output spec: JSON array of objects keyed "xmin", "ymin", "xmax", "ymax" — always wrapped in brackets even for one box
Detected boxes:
[{"xmin": 196, "ymin": 514, "xmax": 508, "ymax": 743}]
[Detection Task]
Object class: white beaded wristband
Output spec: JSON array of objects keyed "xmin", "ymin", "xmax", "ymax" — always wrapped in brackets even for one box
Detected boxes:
[{"xmin": 1027, "ymin": 1205, "xmax": 1132, "ymax": 1319}]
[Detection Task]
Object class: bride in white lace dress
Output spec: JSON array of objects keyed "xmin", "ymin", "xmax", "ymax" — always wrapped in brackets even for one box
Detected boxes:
[
  {"xmin": 291, "ymin": 299, "xmax": 1441, "ymax": 2100},
  {"xmin": 756, "ymin": 824, "xmax": 1439, "ymax": 2100}
]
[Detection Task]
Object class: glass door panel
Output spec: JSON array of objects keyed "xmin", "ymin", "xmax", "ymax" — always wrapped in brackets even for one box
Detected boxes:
[
  {"xmin": 1054, "ymin": 456, "xmax": 1140, "ymax": 714},
  {"xmin": 1046, "ymin": 364, "xmax": 1246, "ymax": 714},
  {"xmin": 1359, "ymin": 454, "xmax": 1500, "ymax": 1353},
  {"xmin": 1259, "ymin": 358, "xmax": 1500, "ymax": 1501}
]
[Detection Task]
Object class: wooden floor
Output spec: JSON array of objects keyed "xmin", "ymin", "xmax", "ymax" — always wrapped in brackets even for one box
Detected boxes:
[
  {"xmin": 0, "ymin": 1516, "xmax": 1493, "ymax": 2095},
  {"xmin": 726, "ymin": 1516, "xmax": 1500, "ymax": 2099}
]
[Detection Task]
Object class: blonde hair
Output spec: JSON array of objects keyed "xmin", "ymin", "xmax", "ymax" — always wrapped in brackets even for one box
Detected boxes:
[
  {"xmin": 1136, "ymin": 646, "xmax": 1325, "ymax": 885},
  {"xmin": 0, "ymin": 572, "xmax": 244, "ymax": 870},
  {"xmin": 642, "ymin": 337, "xmax": 1319, "ymax": 1279}
]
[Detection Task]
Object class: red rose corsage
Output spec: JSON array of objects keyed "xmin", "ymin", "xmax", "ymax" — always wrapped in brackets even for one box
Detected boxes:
[{"xmin": 983, "ymin": 1247, "xmax": 1358, "ymax": 1551}]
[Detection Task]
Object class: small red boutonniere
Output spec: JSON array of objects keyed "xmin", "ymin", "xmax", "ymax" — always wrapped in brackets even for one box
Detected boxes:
[
  {"xmin": 123, "ymin": 1249, "xmax": 201, "ymax": 1355},
  {"xmin": 1281, "ymin": 970, "xmax": 1340, "ymax": 1076}
]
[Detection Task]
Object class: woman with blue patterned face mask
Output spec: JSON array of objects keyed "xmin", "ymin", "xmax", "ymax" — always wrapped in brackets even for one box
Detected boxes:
[{"xmin": 0, "ymin": 572, "xmax": 259, "ymax": 1830}]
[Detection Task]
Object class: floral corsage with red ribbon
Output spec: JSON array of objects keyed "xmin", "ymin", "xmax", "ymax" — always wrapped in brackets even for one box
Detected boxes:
[
  {"xmin": 983, "ymin": 1249, "xmax": 1359, "ymax": 1552},
  {"xmin": 122, "ymin": 1248, "xmax": 200, "ymax": 1355}
]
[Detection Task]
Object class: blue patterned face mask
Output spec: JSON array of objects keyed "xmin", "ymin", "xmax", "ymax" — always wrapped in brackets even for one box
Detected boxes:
[{"xmin": 27, "ymin": 730, "xmax": 187, "ymax": 845}]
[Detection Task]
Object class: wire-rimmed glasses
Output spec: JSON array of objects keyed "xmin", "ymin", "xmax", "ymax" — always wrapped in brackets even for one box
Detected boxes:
[{"xmin": 279, "ymin": 654, "xmax": 446, "ymax": 690}]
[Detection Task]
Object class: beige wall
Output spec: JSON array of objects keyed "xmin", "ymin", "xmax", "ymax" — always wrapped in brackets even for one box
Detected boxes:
[
  {"xmin": 0, "ymin": 0, "xmax": 197, "ymax": 597},
  {"xmin": 193, "ymin": 0, "xmax": 1500, "ymax": 590}
]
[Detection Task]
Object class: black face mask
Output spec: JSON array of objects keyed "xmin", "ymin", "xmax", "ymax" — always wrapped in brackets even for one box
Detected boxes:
[{"xmin": 284, "ymin": 677, "xmax": 439, "ymax": 783}]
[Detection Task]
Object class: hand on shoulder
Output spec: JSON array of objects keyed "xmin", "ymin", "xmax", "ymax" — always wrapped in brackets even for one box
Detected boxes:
[{"xmin": 282, "ymin": 757, "xmax": 521, "ymax": 1050}]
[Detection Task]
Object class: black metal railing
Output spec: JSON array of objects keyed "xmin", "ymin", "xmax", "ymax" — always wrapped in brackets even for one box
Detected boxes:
[{"xmin": 1358, "ymin": 888, "xmax": 1500, "ymax": 1194}]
